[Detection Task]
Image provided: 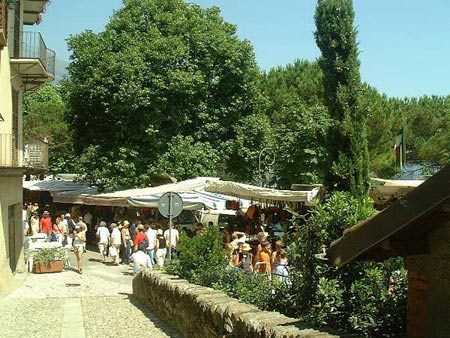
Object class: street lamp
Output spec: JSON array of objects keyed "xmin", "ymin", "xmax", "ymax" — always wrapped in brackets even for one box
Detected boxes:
[{"xmin": 258, "ymin": 147, "xmax": 275, "ymax": 187}]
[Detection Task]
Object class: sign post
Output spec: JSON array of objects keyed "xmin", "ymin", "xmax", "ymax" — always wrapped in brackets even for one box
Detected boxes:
[{"xmin": 158, "ymin": 192, "xmax": 183, "ymax": 260}]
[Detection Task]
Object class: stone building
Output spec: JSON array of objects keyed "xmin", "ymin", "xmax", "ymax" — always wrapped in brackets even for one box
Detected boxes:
[
  {"xmin": 328, "ymin": 164, "xmax": 450, "ymax": 338},
  {"xmin": 0, "ymin": 0, "xmax": 54, "ymax": 296}
]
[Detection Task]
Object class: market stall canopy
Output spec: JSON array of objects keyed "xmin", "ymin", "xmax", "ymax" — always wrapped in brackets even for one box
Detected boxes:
[
  {"xmin": 52, "ymin": 177, "xmax": 221, "ymax": 207},
  {"xmin": 51, "ymin": 176, "xmax": 320, "ymax": 207},
  {"xmin": 23, "ymin": 179, "xmax": 94, "ymax": 193},
  {"xmin": 369, "ymin": 178, "xmax": 424, "ymax": 207},
  {"xmin": 204, "ymin": 180, "xmax": 322, "ymax": 205},
  {"xmin": 129, "ymin": 190, "xmax": 251, "ymax": 210}
]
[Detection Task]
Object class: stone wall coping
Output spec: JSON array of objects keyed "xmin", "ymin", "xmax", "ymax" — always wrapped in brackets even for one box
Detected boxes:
[{"xmin": 133, "ymin": 270, "xmax": 357, "ymax": 338}]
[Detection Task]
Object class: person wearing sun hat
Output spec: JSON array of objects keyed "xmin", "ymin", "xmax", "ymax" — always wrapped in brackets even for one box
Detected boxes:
[{"xmin": 239, "ymin": 243, "xmax": 254, "ymax": 273}]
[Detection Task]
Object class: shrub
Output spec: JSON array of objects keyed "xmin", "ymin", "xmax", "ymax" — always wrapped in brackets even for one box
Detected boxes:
[
  {"xmin": 33, "ymin": 247, "xmax": 68, "ymax": 264},
  {"xmin": 165, "ymin": 226, "xmax": 228, "ymax": 286},
  {"xmin": 287, "ymin": 192, "xmax": 407, "ymax": 337},
  {"xmin": 166, "ymin": 192, "xmax": 407, "ymax": 337}
]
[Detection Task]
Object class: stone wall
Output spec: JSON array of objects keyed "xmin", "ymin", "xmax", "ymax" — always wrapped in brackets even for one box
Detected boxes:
[{"xmin": 133, "ymin": 270, "xmax": 350, "ymax": 338}]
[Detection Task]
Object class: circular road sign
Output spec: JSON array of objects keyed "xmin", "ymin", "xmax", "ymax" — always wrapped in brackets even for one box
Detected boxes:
[{"xmin": 158, "ymin": 192, "xmax": 183, "ymax": 218}]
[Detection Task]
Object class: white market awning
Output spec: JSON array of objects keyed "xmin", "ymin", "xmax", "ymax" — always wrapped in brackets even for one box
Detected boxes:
[
  {"xmin": 369, "ymin": 178, "xmax": 424, "ymax": 205},
  {"xmin": 51, "ymin": 176, "xmax": 322, "ymax": 207},
  {"xmin": 204, "ymin": 180, "xmax": 322, "ymax": 205},
  {"xmin": 52, "ymin": 177, "xmax": 221, "ymax": 207},
  {"xmin": 23, "ymin": 179, "xmax": 92, "ymax": 193}
]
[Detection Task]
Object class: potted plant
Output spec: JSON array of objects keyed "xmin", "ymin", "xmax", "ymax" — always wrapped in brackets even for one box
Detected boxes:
[{"xmin": 32, "ymin": 247, "xmax": 67, "ymax": 273}]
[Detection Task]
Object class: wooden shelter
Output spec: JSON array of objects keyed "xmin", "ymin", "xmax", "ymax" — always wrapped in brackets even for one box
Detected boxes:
[{"xmin": 328, "ymin": 164, "xmax": 450, "ymax": 338}]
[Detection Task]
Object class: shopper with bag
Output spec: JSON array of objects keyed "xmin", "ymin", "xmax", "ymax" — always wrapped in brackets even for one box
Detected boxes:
[
  {"xmin": 109, "ymin": 223, "xmax": 122, "ymax": 265},
  {"xmin": 96, "ymin": 221, "xmax": 110, "ymax": 263}
]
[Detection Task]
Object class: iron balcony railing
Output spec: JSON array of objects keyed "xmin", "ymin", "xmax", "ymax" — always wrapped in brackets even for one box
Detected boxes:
[
  {"xmin": 23, "ymin": 139, "xmax": 48, "ymax": 169},
  {"xmin": 11, "ymin": 31, "xmax": 56, "ymax": 77}
]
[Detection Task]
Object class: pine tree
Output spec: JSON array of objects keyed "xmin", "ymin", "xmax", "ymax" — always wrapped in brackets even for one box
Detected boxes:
[{"xmin": 314, "ymin": 0, "xmax": 369, "ymax": 197}]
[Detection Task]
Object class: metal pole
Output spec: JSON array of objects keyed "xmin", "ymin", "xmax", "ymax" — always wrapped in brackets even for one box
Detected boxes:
[
  {"xmin": 258, "ymin": 150, "xmax": 263, "ymax": 187},
  {"xmin": 258, "ymin": 148, "xmax": 275, "ymax": 187},
  {"xmin": 168, "ymin": 192, "xmax": 172, "ymax": 261}
]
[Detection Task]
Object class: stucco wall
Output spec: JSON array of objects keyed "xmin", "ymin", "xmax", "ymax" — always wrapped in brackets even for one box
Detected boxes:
[
  {"xmin": 0, "ymin": 45, "xmax": 13, "ymax": 137},
  {"xmin": 133, "ymin": 270, "xmax": 350, "ymax": 338},
  {"xmin": 405, "ymin": 220, "xmax": 450, "ymax": 338},
  {"xmin": 0, "ymin": 169, "xmax": 24, "ymax": 297}
]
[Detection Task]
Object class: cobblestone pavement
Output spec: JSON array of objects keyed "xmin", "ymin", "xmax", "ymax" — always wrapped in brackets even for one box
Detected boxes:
[{"xmin": 0, "ymin": 247, "xmax": 182, "ymax": 338}]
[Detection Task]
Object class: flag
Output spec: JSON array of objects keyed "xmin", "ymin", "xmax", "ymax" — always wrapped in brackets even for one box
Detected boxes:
[{"xmin": 394, "ymin": 128, "xmax": 404, "ymax": 166}]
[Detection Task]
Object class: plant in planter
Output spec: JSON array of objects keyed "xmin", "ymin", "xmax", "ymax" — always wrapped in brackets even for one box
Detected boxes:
[{"xmin": 32, "ymin": 247, "xmax": 68, "ymax": 273}]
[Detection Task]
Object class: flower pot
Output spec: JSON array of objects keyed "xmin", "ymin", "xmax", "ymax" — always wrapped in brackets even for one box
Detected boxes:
[{"xmin": 32, "ymin": 260, "xmax": 64, "ymax": 273}]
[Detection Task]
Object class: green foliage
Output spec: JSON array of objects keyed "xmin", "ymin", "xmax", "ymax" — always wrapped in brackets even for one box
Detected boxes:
[
  {"xmin": 23, "ymin": 83, "xmax": 75, "ymax": 174},
  {"xmin": 273, "ymin": 103, "xmax": 331, "ymax": 187},
  {"xmin": 32, "ymin": 247, "xmax": 68, "ymax": 264},
  {"xmin": 165, "ymin": 192, "xmax": 406, "ymax": 337},
  {"xmin": 248, "ymin": 59, "xmax": 331, "ymax": 187},
  {"xmin": 165, "ymin": 226, "xmax": 274, "ymax": 309},
  {"xmin": 309, "ymin": 277, "xmax": 345, "ymax": 327},
  {"xmin": 75, "ymin": 145, "xmax": 149, "ymax": 192},
  {"xmin": 165, "ymin": 226, "xmax": 228, "ymax": 284},
  {"xmin": 65, "ymin": 0, "xmax": 261, "ymax": 180},
  {"xmin": 287, "ymin": 192, "xmax": 407, "ymax": 337},
  {"xmin": 212, "ymin": 269, "xmax": 273, "ymax": 309},
  {"xmin": 225, "ymin": 113, "xmax": 276, "ymax": 184},
  {"xmin": 315, "ymin": 0, "xmax": 369, "ymax": 196},
  {"xmin": 151, "ymin": 135, "xmax": 221, "ymax": 180}
]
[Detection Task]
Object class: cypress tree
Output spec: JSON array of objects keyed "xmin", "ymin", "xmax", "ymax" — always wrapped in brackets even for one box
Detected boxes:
[{"xmin": 314, "ymin": 0, "xmax": 369, "ymax": 197}]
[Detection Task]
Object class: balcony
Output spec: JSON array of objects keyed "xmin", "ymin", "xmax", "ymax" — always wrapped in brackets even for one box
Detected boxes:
[
  {"xmin": 23, "ymin": 138, "xmax": 48, "ymax": 170},
  {"xmin": 23, "ymin": 0, "xmax": 50, "ymax": 25},
  {"xmin": 9, "ymin": 31, "xmax": 55, "ymax": 90},
  {"xmin": 0, "ymin": 0, "xmax": 7, "ymax": 47}
]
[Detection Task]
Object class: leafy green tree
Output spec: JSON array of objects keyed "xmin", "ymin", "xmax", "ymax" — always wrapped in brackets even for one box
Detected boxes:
[
  {"xmin": 225, "ymin": 112, "xmax": 276, "ymax": 184},
  {"xmin": 23, "ymin": 83, "xmax": 75, "ymax": 173},
  {"xmin": 65, "ymin": 0, "xmax": 261, "ymax": 180},
  {"xmin": 272, "ymin": 101, "xmax": 331, "ymax": 188},
  {"xmin": 151, "ymin": 135, "xmax": 221, "ymax": 180},
  {"xmin": 75, "ymin": 145, "xmax": 148, "ymax": 192},
  {"xmin": 314, "ymin": 0, "xmax": 369, "ymax": 196},
  {"xmin": 256, "ymin": 59, "xmax": 331, "ymax": 187}
]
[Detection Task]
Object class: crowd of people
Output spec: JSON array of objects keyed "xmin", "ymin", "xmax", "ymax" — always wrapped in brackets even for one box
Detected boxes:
[
  {"xmin": 224, "ymin": 229, "xmax": 290, "ymax": 283},
  {"xmin": 22, "ymin": 201, "xmax": 181, "ymax": 275},
  {"xmin": 93, "ymin": 220, "xmax": 179, "ymax": 274},
  {"xmin": 22, "ymin": 202, "xmax": 290, "ymax": 281}
]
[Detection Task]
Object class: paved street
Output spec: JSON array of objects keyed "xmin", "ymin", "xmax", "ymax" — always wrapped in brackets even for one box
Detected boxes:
[{"xmin": 0, "ymin": 246, "xmax": 181, "ymax": 338}]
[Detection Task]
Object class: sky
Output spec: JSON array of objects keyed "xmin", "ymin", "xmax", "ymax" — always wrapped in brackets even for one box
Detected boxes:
[{"xmin": 29, "ymin": 0, "xmax": 450, "ymax": 98}]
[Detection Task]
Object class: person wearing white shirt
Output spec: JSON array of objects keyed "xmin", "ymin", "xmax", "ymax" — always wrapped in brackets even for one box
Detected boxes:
[
  {"xmin": 164, "ymin": 225, "xmax": 179, "ymax": 258},
  {"xmin": 110, "ymin": 223, "xmax": 122, "ymax": 265},
  {"xmin": 130, "ymin": 248, "xmax": 152, "ymax": 274},
  {"xmin": 96, "ymin": 221, "xmax": 110, "ymax": 262},
  {"xmin": 145, "ymin": 224, "xmax": 157, "ymax": 264}
]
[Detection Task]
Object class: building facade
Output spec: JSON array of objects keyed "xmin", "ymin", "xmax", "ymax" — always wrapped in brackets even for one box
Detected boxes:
[{"xmin": 0, "ymin": 0, "xmax": 54, "ymax": 296}]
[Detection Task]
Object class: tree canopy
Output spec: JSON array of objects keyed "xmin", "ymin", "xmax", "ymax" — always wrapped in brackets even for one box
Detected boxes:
[
  {"xmin": 65, "ymin": 0, "xmax": 261, "ymax": 188},
  {"xmin": 30, "ymin": 0, "xmax": 449, "ymax": 190},
  {"xmin": 23, "ymin": 83, "xmax": 75, "ymax": 174},
  {"xmin": 315, "ymin": 0, "xmax": 369, "ymax": 196}
]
